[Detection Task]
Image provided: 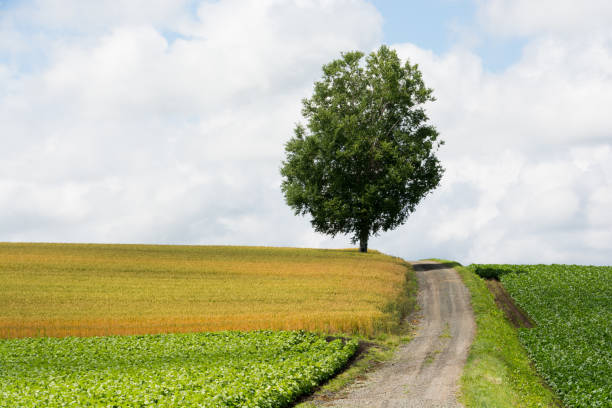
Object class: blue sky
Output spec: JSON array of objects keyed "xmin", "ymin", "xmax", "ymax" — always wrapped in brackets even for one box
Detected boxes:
[
  {"xmin": 375, "ymin": 0, "xmax": 476, "ymax": 52},
  {"xmin": 374, "ymin": 0, "xmax": 526, "ymax": 72},
  {"xmin": 1, "ymin": 0, "xmax": 611, "ymax": 264}
]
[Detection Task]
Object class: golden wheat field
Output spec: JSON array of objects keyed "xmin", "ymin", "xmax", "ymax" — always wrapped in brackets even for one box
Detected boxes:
[{"xmin": 0, "ymin": 243, "xmax": 413, "ymax": 338}]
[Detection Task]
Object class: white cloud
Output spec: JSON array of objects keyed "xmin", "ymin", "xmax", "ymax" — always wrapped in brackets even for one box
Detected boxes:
[
  {"xmin": 0, "ymin": 0, "xmax": 382, "ymax": 246},
  {"xmin": 396, "ymin": 35, "xmax": 612, "ymax": 156},
  {"xmin": 6, "ymin": 0, "xmax": 194, "ymax": 33},
  {"xmin": 1, "ymin": 1, "xmax": 611, "ymax": 266},
  {"xmin": 477, "ymin": 0, "xmax": 612, "ymax": 37},
  {"xmin": 384, "ymin": 14, "xmax": 612, "ymax": 264}
]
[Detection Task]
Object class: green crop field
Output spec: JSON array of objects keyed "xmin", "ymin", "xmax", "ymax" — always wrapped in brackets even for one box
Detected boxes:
[
  {"xmin": 470, "ymin": 264, "xmax": 612, "ymax": 408},
  {"xmin": 0, "ymin": 330, "xmax": 356, "ymax": 407},
  {"xmin": 0, "ymin": 243, "xmax": 413, "ymax": 338}
]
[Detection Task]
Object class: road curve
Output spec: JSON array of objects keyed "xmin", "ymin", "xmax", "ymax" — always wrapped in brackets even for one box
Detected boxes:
[{"xmin": 320, "ymin": 260, "xmax": 475, "ymax": 408}]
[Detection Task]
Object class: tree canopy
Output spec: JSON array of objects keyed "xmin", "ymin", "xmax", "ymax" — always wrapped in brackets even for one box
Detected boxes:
[{"xmin": 280, "ymin": 45, "xmax": 444, "ymax": 252}]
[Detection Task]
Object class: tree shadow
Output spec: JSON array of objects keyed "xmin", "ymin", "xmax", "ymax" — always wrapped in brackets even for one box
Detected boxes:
[{"xmin": 412, "ymin": 262, "xmax": 459, "ymax": 272}]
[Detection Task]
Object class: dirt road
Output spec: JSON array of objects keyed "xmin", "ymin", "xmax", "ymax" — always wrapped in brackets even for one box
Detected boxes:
[{"xmin": 319, "ymin": 261, "xmax": 475, "ymax": 408}]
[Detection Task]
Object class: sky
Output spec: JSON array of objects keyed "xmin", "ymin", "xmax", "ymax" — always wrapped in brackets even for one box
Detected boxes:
[{"xmin": 1, "ymin": 0, "xmax": 611, "ymax": 265}]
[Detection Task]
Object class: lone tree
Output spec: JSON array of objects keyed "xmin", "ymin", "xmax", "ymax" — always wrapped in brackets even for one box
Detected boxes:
[{"xmin": 280, "ymin": 45, "xmax": 444, "ymax": 253}]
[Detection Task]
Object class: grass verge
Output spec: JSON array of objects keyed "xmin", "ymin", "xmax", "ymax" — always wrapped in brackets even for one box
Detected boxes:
[
  {"xmin": 436, "ymin": 261, "xmax": 560, "ymax": 407},
  {"xmin": 294, "ymin": 336, "xmax": 400, "ymax": 408}
]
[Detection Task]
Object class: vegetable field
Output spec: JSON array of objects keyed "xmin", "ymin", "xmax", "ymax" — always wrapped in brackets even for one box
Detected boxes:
[
  {"xmin": 471, "ymin": 264, "xmax": 612, "ymax": 408},
  {"xmin": 0, "ymin": 243, "xmax": 412, "ymax": 338},
  {"xmin": 0, "ymin": 330, "xmax": 357, "ymax": 407}
]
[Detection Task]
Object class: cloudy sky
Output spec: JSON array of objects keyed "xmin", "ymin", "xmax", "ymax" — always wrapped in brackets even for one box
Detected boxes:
[{"xmin": 2, "ymin": 0, "xmax": 611, "ymax": 265}]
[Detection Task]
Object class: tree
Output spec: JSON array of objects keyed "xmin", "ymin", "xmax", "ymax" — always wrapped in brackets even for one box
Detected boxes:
[{"xmin": 280, "ymin": 45, "xmax": 444, "ymax": 253}]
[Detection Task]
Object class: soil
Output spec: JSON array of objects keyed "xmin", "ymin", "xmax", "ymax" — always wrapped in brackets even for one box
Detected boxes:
[
  {"xmin": 310, "ymin": 261, "xmax": 476, "ymax": 408},
  {"xmin": 485, "ymin": 280, "xmax": 535, "ymax": 328}
]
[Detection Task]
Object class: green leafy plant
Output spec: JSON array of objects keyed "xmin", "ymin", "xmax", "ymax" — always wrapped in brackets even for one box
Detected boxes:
[
  {"xmin": 0, "ymin": 330, "xmax": 357, "ymax": 407},
  {"xmin": 472, "ymin": 264, "xmax": 612, "ymax": 408}
]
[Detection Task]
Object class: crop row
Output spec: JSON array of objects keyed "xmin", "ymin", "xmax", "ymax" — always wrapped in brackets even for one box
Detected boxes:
[
  {"xmin": 481, "ymin": 264, "xmax": 612, "ymax": 408},
  {"xmin": 0, "ymin": 330, "xmax": 357, "ymax": 407}
]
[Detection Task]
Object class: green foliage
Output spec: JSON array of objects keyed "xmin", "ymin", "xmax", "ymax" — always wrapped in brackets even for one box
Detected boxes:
[
  {"xmin": 435, "ymin": 262, "xmax": 559, "ymax": 407},
  {"xmin": 498, "ymin": 265, "xmax": 612, "ymax": 408},
  {"xmin": 0, "ymin": 331, "xmax": 357, "ymax": 407},
  {"xmin": 280, "ymin": 45, "xmax": 444, "ymax": 251},
  {"xmin": 468, "ymin": 264, "xmax": 552, "ymax": 280}
]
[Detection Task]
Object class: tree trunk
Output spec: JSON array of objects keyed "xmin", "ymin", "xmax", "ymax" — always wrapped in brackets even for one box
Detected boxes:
[{"xmin": 359, "ymin": 231, "xmax": 369, "ymax": 253}]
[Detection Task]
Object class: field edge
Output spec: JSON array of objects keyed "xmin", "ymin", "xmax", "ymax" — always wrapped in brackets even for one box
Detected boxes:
[{"xmin": 295, "ymin": 261, "xmax": 419, "ymax": 407}]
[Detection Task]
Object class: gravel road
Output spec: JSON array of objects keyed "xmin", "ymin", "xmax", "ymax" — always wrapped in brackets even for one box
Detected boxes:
[{"xmin": 319, "ymin": 261, "xmax": 475, "ymax": 408}]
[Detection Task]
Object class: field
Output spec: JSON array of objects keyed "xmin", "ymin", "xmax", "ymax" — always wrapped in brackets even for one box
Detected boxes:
[
  {"xmin": 471, "ymin": 264, "xmax": 612, "ymax": 408},
  {"xmin": 0, "ymin": 330, "xmax": 357, "ymax": 407},
  {"xmin": 0, "ymin": 243, "xmax": 411, "ymax": 338}
]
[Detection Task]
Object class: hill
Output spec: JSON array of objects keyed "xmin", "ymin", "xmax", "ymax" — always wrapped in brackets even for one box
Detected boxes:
[{"xmin": 0, "ymin": 242, "xmax": 414, "ymax": 338}]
